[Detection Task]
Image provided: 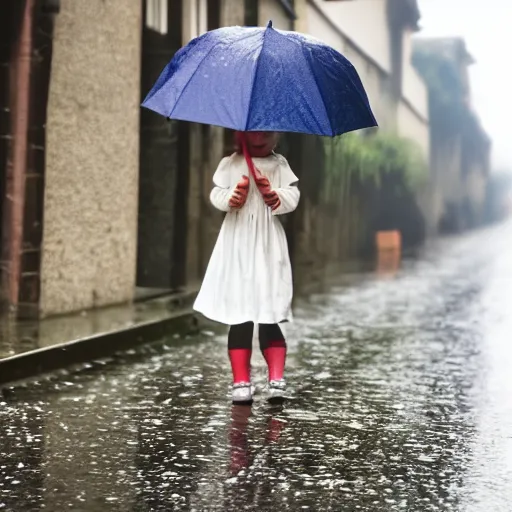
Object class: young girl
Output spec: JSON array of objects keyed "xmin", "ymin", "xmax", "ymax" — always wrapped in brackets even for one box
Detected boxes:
[{"xmin": 193, "ymin": 131, "xmax": 300, "ymax": 403}]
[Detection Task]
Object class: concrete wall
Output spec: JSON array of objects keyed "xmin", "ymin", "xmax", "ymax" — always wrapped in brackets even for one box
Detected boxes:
[
  {"xmin": 424, "ymin": 131, "xmax": 463, "ymax": 233},
  {"xmin": 439, "ymin": 136, "xmax": 463, "ymax": 205},
  {"xmin": 402, "ymin": 29, "xmax": 428, "ymax": 121},
  {"xmin": 314, "ymin": 0, "xmax": 392, "ymax": 74},
  {"xmin": 41, "ymin": 0, "xmax": 142, "ymax": 316},
  {"xmin": 307, "ymin": 2, "xmax": 346, "ymax": 53},
  {"xmin": 397, "ymin": 101, "xmax": 429, "ymax": 158}
]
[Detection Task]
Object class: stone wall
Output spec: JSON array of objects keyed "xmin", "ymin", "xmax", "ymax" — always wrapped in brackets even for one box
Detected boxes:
[{"xmin": 40, "ymin": 0, "xmax": 142, "ymax": 316}]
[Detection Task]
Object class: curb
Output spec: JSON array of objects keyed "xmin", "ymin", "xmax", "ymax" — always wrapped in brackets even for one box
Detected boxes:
[{"xmin": 0, "ymin": 307, "xmax": 198, "ymax": 387}]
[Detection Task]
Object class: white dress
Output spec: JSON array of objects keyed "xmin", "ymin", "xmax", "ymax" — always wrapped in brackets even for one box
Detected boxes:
[{"xmin": 193, "ymin": 152, "xmax": 300, "ymax": 326}]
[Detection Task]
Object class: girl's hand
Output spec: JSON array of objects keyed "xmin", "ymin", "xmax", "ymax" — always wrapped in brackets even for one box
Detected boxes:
[
  {"xmin": 263, "ymin": 190, "xmax": 281, "ymax": 211},
  {"xmin": 255, "ymin": 174, "xmax": 281, "ymax": 211},
  {"xmin": 229, "ymin": 175, "xmax": 250, "ymax": 209},
  {"xmin": 254, "ymin": 173, "xmax": 272, "ymax": 196}
]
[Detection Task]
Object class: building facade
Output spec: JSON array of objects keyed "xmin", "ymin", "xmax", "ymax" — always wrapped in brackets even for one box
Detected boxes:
[
  {"xmin": 413, "ymin": 37, "xmax": 491, "ymax": 233},
  {"xmin": 0, "ymin": 0, "xmax": 489, "ymax": 319},
  {"xmin": 41, "ymin": 0, "xmax": 142, "ymax": 317},
  {"xmin": 306, "ymin": 0, "xmax": 429, "ymax": 157}
]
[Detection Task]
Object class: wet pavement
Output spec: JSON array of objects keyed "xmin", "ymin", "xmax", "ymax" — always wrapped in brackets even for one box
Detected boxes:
[
  {"xmin": 0, "ymin": 290, "xmax": 196, "ymax": 361},
  {"xmin": 1, "ymin": 221, "xmax": 512, "ymax": 511}
]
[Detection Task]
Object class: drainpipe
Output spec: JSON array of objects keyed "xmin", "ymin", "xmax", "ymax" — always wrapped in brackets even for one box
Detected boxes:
[{"xmin": 5, "ymin": 0, "xmax": 34, "ymax": 308}]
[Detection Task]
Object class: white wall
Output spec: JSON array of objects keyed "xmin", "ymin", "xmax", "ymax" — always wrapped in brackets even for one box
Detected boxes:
[
  {"xmin": 306, "ymin": 2, "xmax": 346, "ymax": 53},
  {"xmin": 398, "ymin": 101, "xmax": 430, "ymax": 159},
  {"xmin": 402, "ymin": 29, "xmax": 429, "ymax": 121},
  {"xmin": 311, "ymin": 0, "xmax": 391, "ymax": 74}
]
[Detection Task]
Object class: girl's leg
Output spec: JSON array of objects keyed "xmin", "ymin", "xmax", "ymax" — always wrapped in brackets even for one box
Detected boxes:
[
  {"xmin": 259, "ymin": 324, "xmax": 286, "ymax": 382},
  {"xmin": 228, "ymin": 322, "xmax": 254, "ymax": 384}
]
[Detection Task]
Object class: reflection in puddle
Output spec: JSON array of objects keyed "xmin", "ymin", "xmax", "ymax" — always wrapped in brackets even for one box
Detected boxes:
[
  {"xmin": 376, "ymin": 248, "xmax": 401, "ymax": 278},
  {"xmin": 228, "ymin": 404, "xmax": 286, "ymax": 475}
]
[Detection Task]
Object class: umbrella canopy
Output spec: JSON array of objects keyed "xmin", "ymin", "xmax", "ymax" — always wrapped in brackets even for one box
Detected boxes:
[{"xmin": 142, "ymin": 21, "xmax": 377, "ymax": 137}]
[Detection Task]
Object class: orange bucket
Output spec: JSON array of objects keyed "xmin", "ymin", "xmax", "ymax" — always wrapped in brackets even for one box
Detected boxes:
[{"xmin": 376, "ymin": 230, "xmax": 402, "ymax": 252}]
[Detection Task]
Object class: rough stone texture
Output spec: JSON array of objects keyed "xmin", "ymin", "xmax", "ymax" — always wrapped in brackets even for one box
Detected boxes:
[{"xmin": 40, "ymin": 0, "xmax": 142, "ymax": 316}]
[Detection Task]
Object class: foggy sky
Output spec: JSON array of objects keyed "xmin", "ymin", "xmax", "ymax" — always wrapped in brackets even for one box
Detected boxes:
[{"xmin": 417, "ymin": 0, "xmax": 512, "ymax": 172}]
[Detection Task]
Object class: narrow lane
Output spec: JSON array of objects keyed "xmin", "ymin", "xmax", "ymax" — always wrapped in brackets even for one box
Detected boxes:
[{"xmin": 1, "ymin": 222, "xmax": 512, "ymax": 512}]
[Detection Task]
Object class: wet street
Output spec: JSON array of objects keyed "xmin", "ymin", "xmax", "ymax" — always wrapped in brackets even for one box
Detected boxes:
[{"xmin": 1, "ymin": 221, "xmax": 512, "ymax": 511}]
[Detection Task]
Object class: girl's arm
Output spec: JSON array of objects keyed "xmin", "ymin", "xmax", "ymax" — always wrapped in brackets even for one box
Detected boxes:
[
  {"xmin": 210, "ymin": 185, "xmax": 235, "ymax": 212},
  {"xmin": 210, "ymin": 156, "xmax": 235, "ymax": 212},
  {"xmin": 271, "ymin": 184, "xmax": 300, "ymax": 215},
  {"xmin": 271, "ymin": 155, "xmax": 300, "ymax": 215}
]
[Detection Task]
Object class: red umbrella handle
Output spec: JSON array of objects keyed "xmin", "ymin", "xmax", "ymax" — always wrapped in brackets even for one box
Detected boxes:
[{"xmin": 238, "ymin": 132, "xmax": 258, "ymax": 181}]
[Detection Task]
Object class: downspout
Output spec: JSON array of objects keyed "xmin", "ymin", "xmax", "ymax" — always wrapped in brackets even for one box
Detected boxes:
[{"xmin": 5, "ymin": 0, "xmax": 34, "ymax": 308}]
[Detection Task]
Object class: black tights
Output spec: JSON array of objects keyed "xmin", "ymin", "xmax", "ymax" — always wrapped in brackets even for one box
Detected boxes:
[{"xmin": 228, "ymin": 322, "xmax": 285, "ymax": 351}]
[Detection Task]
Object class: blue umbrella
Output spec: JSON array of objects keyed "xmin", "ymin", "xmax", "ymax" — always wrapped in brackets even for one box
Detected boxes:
[{"xmin": 142, "ymin": 21, "xmax": 377, "ymax": 137}]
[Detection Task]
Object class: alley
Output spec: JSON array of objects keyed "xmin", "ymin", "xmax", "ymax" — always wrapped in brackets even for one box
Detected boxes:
[{"xmin": 1, "ymin": 221, "xmax": 512, "ymax": 511}]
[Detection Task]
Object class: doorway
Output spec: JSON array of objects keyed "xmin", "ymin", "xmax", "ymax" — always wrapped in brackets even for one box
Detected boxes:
[{"xmin": 136, "ymin": 0, "xmax": 190, "ymax": 298}]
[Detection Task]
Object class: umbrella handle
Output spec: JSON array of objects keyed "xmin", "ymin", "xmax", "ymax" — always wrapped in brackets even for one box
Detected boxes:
[{"xmin": 238, "ymin": 132, "xmax": 258, "ymax": 181}]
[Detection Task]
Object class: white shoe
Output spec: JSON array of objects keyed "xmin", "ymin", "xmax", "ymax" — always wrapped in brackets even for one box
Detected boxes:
[
  {"xmin": 268, "ymin": 379, "xmax": 286, "ymax": 401},
  {"xmin": 232, "ymin": 382, "xmax": 253, "ymax": 403}
]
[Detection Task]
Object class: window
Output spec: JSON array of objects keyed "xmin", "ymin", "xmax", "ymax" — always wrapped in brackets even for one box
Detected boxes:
[{"xmin": 145, "ymin": 0, "xmax": 168, "ymax": 35}]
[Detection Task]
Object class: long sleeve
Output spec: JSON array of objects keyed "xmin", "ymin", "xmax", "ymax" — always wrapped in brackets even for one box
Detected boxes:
[
  {"xmin": 210, "ymin": 185, "xmax": 234, "ymax": 212},
  {"xmin": 210, "ymin": 155, "xmax": 235, "ymax": 212},
  {"xmin": 272, "ymin": 184, "xmax": 300, "ymax": 215},
  {"xmin": 271, "ymin": 154, "xmax": 300, "ymax": 215}
]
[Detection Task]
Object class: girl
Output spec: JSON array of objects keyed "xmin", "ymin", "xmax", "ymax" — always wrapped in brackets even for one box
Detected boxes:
[{"xmin": 193, "ymin": 131, "xmax": 300, "ymax": 403}]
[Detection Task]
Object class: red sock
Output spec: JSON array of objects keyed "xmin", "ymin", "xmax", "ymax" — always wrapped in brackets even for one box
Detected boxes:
[
  {"xmin": 263, "ymin": 340, "xmax": 286, "ymax": 381},
  {"xmin": 229, "ymin": 348, "xmax": 252, "ymax": 384}
]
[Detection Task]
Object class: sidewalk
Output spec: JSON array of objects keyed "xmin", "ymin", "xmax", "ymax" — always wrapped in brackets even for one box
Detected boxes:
[
  {"xmin": 0, "ymin": 258, "xmax": 379, "ymax": 387},
  {"xmin": 0, "ymin": 290, "xmax": 198, "ymax": 386}
]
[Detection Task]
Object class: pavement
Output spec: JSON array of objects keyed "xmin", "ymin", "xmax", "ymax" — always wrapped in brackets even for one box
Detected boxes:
[
  {"xmin": 0, "ymin": 291, "xmax": 198, "ymax": 385},
  {"xmin": 1, "ymin": 221, "xmax": 512, "ymax": 511}
]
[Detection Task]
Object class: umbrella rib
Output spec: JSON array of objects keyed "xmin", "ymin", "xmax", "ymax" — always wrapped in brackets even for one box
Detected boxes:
[
  {"xmin": 333, "ymin": 59, "xmax": 378, "ymax": 130},
  {"xmin": 168, "ymin": 38, "xmax": 225, "ymax": 120},
  {"xmin": 244, "ymin": 29, "xmax": 269, "ymax": 131},
  {"xmin": 298, "ymin": 42, "xmax": 334, "ymax": 137},
  {"xmin": 168, "ymin": 31, "xmax": 260, "ymax": 122}
]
